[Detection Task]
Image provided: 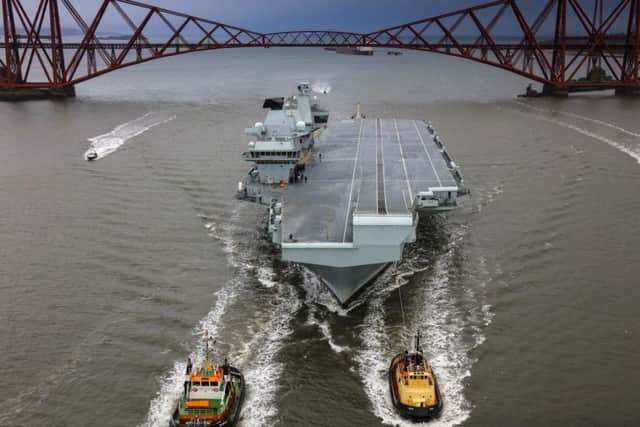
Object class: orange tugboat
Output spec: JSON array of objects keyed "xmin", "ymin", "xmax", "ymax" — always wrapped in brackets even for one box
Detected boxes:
[
  {"xmin": 170, "ymin": 332, "xmax": 244, "ymax": 427},
  {"xmin": 389, "ymin": 331, "xmax": 443, "ymax": 420}
]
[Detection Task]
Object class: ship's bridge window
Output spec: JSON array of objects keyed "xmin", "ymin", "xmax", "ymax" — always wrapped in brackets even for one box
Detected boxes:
[
  {"xmin": 192, "ymin": 382, "xmax": 201, "ymax": 386},
  {"xmin": 211, "ymin": 381, "xmax": 219, "ymax": 387},
  {"xmin": 201, "ymin": 381, "xmax": 209, "ymax": 387}
]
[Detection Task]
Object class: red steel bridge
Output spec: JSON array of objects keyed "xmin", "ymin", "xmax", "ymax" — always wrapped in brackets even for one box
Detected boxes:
[{"xmin": 1, "ymin": 0, "xmax": 639, "ymax": 99}]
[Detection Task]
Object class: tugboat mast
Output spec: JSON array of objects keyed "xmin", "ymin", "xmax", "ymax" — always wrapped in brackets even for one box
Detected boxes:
[
  {"xmin": 203, "ymin": 330, "xmax": 216, "ymax": 367},
  {"xmin": 415, "ymin": 330, "xmax": 422, "ymax": 354}
]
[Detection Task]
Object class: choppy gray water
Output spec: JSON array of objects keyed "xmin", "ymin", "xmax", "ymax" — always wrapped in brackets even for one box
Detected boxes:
[{"xmin": 1, "ymin": 48, "xmax": 639, "ymax": 427}]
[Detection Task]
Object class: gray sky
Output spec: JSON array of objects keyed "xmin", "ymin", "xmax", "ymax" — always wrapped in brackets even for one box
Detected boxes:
[
  {"xmin": 59, "ymin": 1, "xmax": 493, "ymax": 33},
  {"xmin": 14, "ymin": 0, "xmax": 620, "ymax": 36}
]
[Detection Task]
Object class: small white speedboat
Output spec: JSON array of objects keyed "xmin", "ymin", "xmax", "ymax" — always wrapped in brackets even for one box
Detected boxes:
[{"xmin": 86, "ymin": 149, "xmax": 98, "ymax": 161}]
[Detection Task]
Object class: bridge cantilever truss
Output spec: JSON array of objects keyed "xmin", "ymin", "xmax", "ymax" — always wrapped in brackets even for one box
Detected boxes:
[{"xmin": 1, "ymin": 0, "xmax": 639, "ymax": 96}]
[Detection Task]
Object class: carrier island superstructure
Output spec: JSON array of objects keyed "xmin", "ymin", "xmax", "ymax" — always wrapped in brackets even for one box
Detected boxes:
[{"xmin": 237, "ymin": 82, "xmax": 465, "ymax": 304}]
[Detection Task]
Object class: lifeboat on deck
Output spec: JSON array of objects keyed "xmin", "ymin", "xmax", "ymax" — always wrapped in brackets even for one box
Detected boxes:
[{"xmin": 388, "ymin": 331, "xmax": 442, "ymax": 420}]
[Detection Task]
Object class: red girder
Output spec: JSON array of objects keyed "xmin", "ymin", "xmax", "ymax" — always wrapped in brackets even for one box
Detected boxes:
[{"xmin": 1, "ymin": 0, "xmax": 639, "ymax": 90}]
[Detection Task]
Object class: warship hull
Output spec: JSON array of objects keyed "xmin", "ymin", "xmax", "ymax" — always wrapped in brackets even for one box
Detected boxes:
[
  {"xmin": 238, "ymin": 87, "xmax": 463, "ymax": 304},
  {"xmin": 304, "ymin": 262, "xmax": 389, "ymax": 303},
  {"xmin": 335, "ymin": 47, "xmax": 374, "ymax": 56},
  {"xmin": 274, "ymin": 119, "xmax": 461, "ymax": 304}
]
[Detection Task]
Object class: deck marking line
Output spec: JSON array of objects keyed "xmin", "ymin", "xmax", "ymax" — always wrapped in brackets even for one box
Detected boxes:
[
  {"xmin": 393, "ymin": 118, "xmax": 414, "ymax": 202},
  {"xmin": 375, "ymin": 118, "xmax": 379, "ymax": 215},
  {"xmin": 413, "ymin": 120, "xmax": 443, "ymax": 186},
  {"xmin": 343, "ymin": 119, "xmax": 364, "ymax": 242}
]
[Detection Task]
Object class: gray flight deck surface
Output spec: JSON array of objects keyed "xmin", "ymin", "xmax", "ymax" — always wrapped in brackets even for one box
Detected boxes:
[{"xmin": 282, "ymin": 118, "xmax": 457, "ymax": 244}]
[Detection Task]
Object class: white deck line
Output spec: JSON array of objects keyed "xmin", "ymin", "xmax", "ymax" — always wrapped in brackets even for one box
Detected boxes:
[
  {"xmin": 393, "ymin": 118, "xmax": 414, "ymax": 201},
  {"xmin": 413, "ymin": 120, "xmax": 442, "ymax": 186},
  {"xmin": 380, "ymin": 118, "xmax": 389, "ymax": 213},
  {"xmin": 343, "ymin": 119, "xmax": 364, "ymax": 243},
  {"xmin": 375, "ymin": 118, "xmax": 379, "ymax": 215},
  {"xmin": 401, "ymin": 189, "xmax": 409, "ymax": 211}
]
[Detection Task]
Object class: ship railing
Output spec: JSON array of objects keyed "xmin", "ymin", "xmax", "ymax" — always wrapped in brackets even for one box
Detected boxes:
[{"xmin": 185, "ymin": 419, "xmax": 212, "ymax": 427}]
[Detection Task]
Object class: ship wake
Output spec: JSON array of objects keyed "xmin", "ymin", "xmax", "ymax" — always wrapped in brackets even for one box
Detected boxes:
[
  {"xmin": 85, "ymin": 111, "xmax": 175, "ymax": 161},
  {"xmin": 301, "ymin": 268, "xmax": 352, "ymax": 354},
  {"xmin": 139, "ymin": 207, "xmax": 244, "ymax": 427},
  {"xmin": 140, "ymin": 206, "xmax": 301, "ymax": 427},
  {"xmin": 354, "ymin": 222, "xmax": 494, "ymax": 427},
  {"xmin": 512, "ymin": 101, "xmax": 640, "ymax": 164}
]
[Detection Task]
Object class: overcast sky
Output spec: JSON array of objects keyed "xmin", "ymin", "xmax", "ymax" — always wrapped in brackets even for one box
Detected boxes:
[
  {"xmin": 14, "ymin": 0, "xmax": 618, "ymax": 36},
  {"xmin": 56, "ymin": 1, "xmax": 493, "ymax": 33}
]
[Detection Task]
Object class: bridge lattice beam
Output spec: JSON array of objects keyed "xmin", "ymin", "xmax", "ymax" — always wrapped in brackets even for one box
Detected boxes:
[{"xmin": 0, "ymin": 0, "xmax": 639, "ymax": 91}]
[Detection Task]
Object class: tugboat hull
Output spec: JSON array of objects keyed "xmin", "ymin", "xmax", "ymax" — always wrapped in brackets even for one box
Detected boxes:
[
  {"xmin": 170, "ymin": 367, "xmax": 245, "ymax": 427},
  {"xmin": 388, "ymin": 354, "xmax": 443, "ymax": 420}
]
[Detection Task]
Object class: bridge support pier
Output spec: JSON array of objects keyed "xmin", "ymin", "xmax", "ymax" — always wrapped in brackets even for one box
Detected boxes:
[
  {"xmin": 0, "ymin": 85, "xmax": 76, "ymax": 101},
  {"xmin": 542, "ymin": 84, "xmax": 570, "ymax": 97},
  {"xmin": 614, "ymin": 87, "xmax": 640, "ymax": 96}
]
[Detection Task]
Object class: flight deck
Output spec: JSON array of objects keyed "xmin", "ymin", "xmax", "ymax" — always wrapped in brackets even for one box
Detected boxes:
[{"xmin": 282, "ymin": 118, "xmax": 460, "ymax": 244}]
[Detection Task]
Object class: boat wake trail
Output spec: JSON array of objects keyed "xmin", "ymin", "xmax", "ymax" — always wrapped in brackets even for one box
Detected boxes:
[
  {"xmin": 239, "ymin": 281, "xmax": 301, "ymax": 427},
  {"xmin": 311, "ymin": 81, "xmax": 332, "ymax": 94},
  {"xmin": 472, "ymin": 184, "xmax": 504, "ymax": 213},
  {"xmin": 354, "ymin": 222, "xmax": 493, "ymax": 427},
  {"xmin": 84, "ymin": 111, "xmax": 175, "ymax": 160},
  {"xmin": 142, "ymin": 205, "xmax": 302, "ymax": 427},
  {"xmin": 353, "ymin": 272, "xmax": 398, "ymax": 425},
  {"xmin": 513, "ymin": 101, "xmax": 640, "ymax": 164},
  {"xmin": 300, "ymin": 267, "xmax": 350, "ymax": 316},
  {"xmin": 140, "ymin": 208, "xmax": 244, "ymax": 427},
  {"xmin": 515, "ymin": 100, "xmax": 640, "ymax": 138},
  {"xmin": 300, "ymin": 268, "xmax": 351, "ymax": 354},
  {"xmin": 140, "ymin": 285, "xmax": 239, "ymax": 427}
]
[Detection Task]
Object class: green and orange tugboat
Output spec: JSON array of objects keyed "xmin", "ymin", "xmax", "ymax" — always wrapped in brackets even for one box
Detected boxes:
[
  {"xmin": 170, "ymin": 333, "xmax": 244, "ymax": 427},
  {"xmin": 389, "ymin": 331, "xmax": 443, "ymax": 420}
]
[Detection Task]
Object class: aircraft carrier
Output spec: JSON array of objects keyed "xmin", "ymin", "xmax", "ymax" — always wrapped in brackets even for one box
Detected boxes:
[{"xmin": 237, "ymin": 83, "xmax": 464, "ymax": 304}]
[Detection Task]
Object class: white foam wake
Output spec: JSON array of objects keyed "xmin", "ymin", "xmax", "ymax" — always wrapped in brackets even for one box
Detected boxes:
[
  {"xmin": 140, "ymin": 208, "xmax": 243, "ymax": 427},
  {"xmin": 355, "ymin": 226, "xmax": 491, "ymax": 427},
  {"xmin": 240, "ymin": 282, "xmax": 301, "ymax": 427},
  {"xmin": 300, "ymin": 267, "xmax": 350, "ymax": 317},
  {"xmin": 143, "ymin": 204, "xmax": 303, "ymax": 427},
  {"xmin": 311, "ymin": 81, "xmax": 332, "ymax": 94},
  {"xmin": 413, "ymin": 256, "xmax": 474, "ymax": 427},
  {"xmin": 206, "ymin": 208, "xmax": 302, "ymax": 426},
  {"xmin": 84, "ymin": 111, "xmax": 175, "ymax": 160},
  {"xmin": 353, "ymin": 282, "xmax": 396, "ymax": 425},
  {"xmin": 140, "ymin": 285, "xmax": 239, "ymax": 427},
  {"xmin": 473, "ymin": 184, "xmax": 504, "ymax": 213},
  {"xmin": 513, "ymin": 102, "xmax": 640, "ymax": 164},
  {"xmin": 515, "ymin": 100, "xmax": 640, "ymax": 138}
]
